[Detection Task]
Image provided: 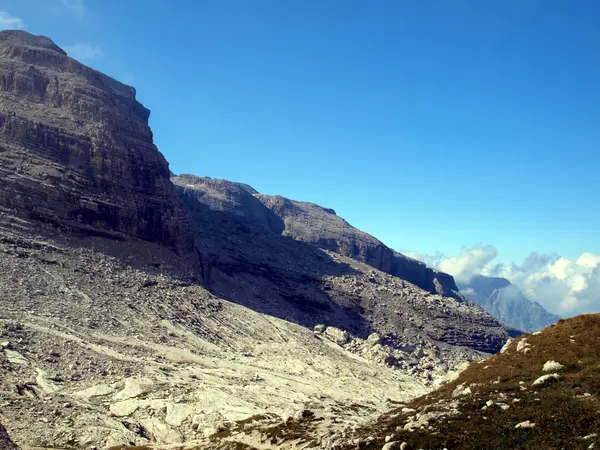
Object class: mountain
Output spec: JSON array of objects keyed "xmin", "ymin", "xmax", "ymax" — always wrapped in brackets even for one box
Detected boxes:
[
  {"xmin": 0, "ymin": 31, "xmax": 517, "ymax": 449},
  {"xmin": 321, "ymin": 314, "xmax": 600, "ymax": 450},
  {"xmin": 460, "ymin": 275, "xmax": 560, "ymax": 332},
  {"xmin": 0, "ymin": 30, "xmax": 198, "ymax": 263},
  {"xmin": 174, "ymin": 174, "xmax": 464, "ymax": 301},
  {"xmin": 172, "ymin": 174, "xmax": 514, "ymax": 355}
]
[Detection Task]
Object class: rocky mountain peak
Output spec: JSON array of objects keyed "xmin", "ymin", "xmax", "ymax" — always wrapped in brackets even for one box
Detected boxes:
[
  {"xmin": 0, "ymin": 31, "xmax": 196, "ymax": 263},
  {"xmin": 460, "ymin": 275, "xmax": 559, "ymax": 332},
  {"xmin": 0, "ymin": 29, "xmax": 67, "ymax": 55}
]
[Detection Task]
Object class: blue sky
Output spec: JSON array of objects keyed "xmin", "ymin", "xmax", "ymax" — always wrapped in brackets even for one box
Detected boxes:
[{"xmin": 1, "ymin": 0, "xmax": 599, "ymax": 315}]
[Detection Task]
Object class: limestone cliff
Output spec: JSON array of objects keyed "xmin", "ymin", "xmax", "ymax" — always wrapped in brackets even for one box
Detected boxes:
[{"xmin": 0, "ymin": 30, "xmax": 194, "ymax": 258}]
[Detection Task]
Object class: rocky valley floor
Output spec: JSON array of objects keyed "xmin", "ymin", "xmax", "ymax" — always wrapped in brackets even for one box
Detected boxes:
[{"xmin": 0, "ymin": 219, "xmax": 490, "ymax": 450}]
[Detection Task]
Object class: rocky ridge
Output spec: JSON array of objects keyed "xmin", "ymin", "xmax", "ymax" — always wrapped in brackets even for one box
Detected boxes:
[
  {"xmin": 174, "ymin": 174, "xmax": 463, "ymax": 301},
  {"xmin": 172, "ymin": 175, "xmax": 516, "ymax": 355},
  {"xmin": 0, "ymin": 30, "xmax": 196, "ymax": 261}
]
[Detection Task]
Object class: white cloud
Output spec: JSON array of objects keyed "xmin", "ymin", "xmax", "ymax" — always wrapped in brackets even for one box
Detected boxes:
[
  {"xmin": 60, "ymin": 0, "xmax": 85, "ymax": 19},
  {"xmin": 401, "ymin": 250, "xmax": 444, "ymax": 268},
  {"xmin": 518, "ymin": 254, "xmax": 600, "ymax": 316},
  {"xmin": 437, "ymin": 244, "xmax": 498, "ymax": 284},
  {"xmin": 0, "ymin": 11, "xmax": 25, "ymax": 30},
  {"xmin": 63, "ymin": 43, "xmax": 102, "ymax": 61},
  {"xmin": 407, "ymin": 245, "xmax": 600, "ymax": 318}
]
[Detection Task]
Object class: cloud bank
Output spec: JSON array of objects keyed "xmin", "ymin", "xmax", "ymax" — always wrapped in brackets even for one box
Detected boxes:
[
  {"xmin": 0, "ymin": 12, "xmax": 25, "ymax": 30},
  {"xmin": 406, "ymin": 244, "xmax": 600, "ymax": 318}
]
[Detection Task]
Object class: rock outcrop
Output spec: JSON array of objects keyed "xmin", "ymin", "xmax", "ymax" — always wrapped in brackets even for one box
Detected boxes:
[
  {"xmin": 0, "ymin": 30, "xmax": 194, "ymax": 259},
  {"xmin": 0, "ymin": 423, "xmax": 17, "ymax": 450},
  {"xmin": 173, "ymin": 174, "xmax": 463, "ymax": 300},
  {"xmin": 255, "ymin": 193, "xmax": 464, "ymax": 299},
  {"xmin": 172, "ymin": 175, "xmax": 516, "ymax": 354},
  {"xmin": 460, "ymin": 275, "xmax": 560, "ymax": 332}
]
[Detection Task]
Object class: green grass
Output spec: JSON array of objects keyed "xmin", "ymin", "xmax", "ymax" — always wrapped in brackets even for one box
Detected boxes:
[{"xmin": 344, "ymin": 314, "xmax": 600, "ymax": 449}]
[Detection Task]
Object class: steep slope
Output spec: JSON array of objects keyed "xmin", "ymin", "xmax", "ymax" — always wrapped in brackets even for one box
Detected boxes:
[
  {"xmin": 328, "ymin": 314, "xmax": 600, "ymax": 449},
  {"xmin": 0, "ymin": 423, "xmax": 17, "ymax": 450},
  {"xmin": 173, "ymin": 175, "xmax": 516, "ymax": 356},
  {"xmin": 0, "ymin": 30, "xmax": 196, "ymax": 261},
  {"xmin": 461, "ymin": 275, "xmax": 559, "ymax": 332},
  {"xmin": 0, "ymin": 233, "xmax": 430, "ymax": 449},
  {"xmin": 174, "ymin": 175, "xmax": 463, "ymax": 301}
]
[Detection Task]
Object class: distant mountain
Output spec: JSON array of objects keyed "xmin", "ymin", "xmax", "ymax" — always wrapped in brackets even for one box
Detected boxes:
[{"xmin": 460, "ymin": 275, "xmax": 560, "ymax": 332}]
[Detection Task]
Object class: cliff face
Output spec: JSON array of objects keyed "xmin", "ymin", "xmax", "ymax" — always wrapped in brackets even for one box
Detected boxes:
[
  {"xmin": 0, "ymin": 31, "xmax": 193, "ymax": 256},
  {"xmin": 172, "ymin": 175, "xmax": 514, "ymax": 355},
  {"xmin": 0, "ymin": 31, "xmax": 518, "ymax": 450},
  {"xmin": 254, "ymin": 192, "xmax": 463, "ymax": 300}
]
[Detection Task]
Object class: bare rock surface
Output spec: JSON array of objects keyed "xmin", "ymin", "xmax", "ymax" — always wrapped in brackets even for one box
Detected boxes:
[
  {"xmin": 173, "ymin": 175, "xmax": 463, "ymax": 300},
  {"xmin": 0, "ymin": 422, "xmax": 18, "ymax": 450},
  {"xmin": 173, "ymin": 175, "xmax": 516, "ymax": 355},
  {"xmin": 0, "ymin": 30, "xmax": 196, "ymax": 261}
]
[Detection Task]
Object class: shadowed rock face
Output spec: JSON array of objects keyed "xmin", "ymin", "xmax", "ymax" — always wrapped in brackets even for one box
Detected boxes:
[
  {"xmin": 0, "ymin": 30, "xmax": 194, "ymax": 257},
  {"xmin": 172, "ymin": 175, "xmax": 463, "ymax": 300},
  {"xmin": 0, "ymin": 422, "xmax": 17, "ymax": 450},
  {"xmin": 172, "ymin": 175, "xmax": 516, "ymax": 354},
  {"xmin": 254, "ymin": 194, "xmax": 463, "ymax": 300}
]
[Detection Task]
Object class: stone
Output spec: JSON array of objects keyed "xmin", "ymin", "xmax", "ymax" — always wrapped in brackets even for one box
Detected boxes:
[
  {"xmin": 542, "ymin": 360, "xmax": 564, "ymax": 372},
  {"xmin": 500, "ymin": 339, "xmax": 513, "ymax": 353},
  {"xmin": 382, "ymin": 441, "xmax": 400, "ymax": 450},
  {"xmin": 0, "ymin": 30, "xmax": 198, "ymax": 265},
  {"xmin": 532, "ymin": 373, "xmax": 560, "ymax": 387},
  {"xmin": 515, "ymin": 420, "xmax": 536, "ymax": 429},
  {"xmin": 324, "ymin": 327, "xmax": 350, "ymax": 346},
  {"xmin": 452, "ymin": 384, "xmax": 472, "ymax": 398}
]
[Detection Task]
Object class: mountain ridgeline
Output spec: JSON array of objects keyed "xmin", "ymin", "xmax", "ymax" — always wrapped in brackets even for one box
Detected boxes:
[
  {"xmin": 460, "ymin": 275, "xmax": 560, "ymax": 332},
  {"xmin": 172, "ymin": 174, "xmax": 464, "ymax": 301},
  {"xmin": 0, "ymin": 31, "xmax": 519, "ymax": 449}
]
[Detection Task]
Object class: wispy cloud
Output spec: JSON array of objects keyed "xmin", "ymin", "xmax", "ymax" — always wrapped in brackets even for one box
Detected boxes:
[
  {"xmin": 437, "ymin": 244, "xmax": 498, "ymax": 284},
  {"xmin": 406, "ymin": 244, "xmax": 600, "ymax": 317},
  {"xmin": 60, "ymin": 0, "xmax": 85, "ymax": 19},
  {"xmin": 63, "ymin": 43, "xmax": 102, "ymax": 61},
  {"xmin": 0, "ymin": 11, "xmax": 26, "ymax": 30}
]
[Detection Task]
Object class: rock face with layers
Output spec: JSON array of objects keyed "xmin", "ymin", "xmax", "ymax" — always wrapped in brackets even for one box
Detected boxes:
[
  {"xmin": 174, "ymin": 174, "xmax": 463, "ymax": 300},
  {"xmin": 172, "ymin": 175, "xmax": 517, "ymax": 354},
  {"xmin": 0, "ymin": 30, "xmax": 194, "ymax": 258}
]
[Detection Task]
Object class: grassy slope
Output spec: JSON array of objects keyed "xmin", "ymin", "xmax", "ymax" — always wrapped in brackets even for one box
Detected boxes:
[{"xmin": 348, "ymin": 314, "xmax": 600, "ymax": 449}]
